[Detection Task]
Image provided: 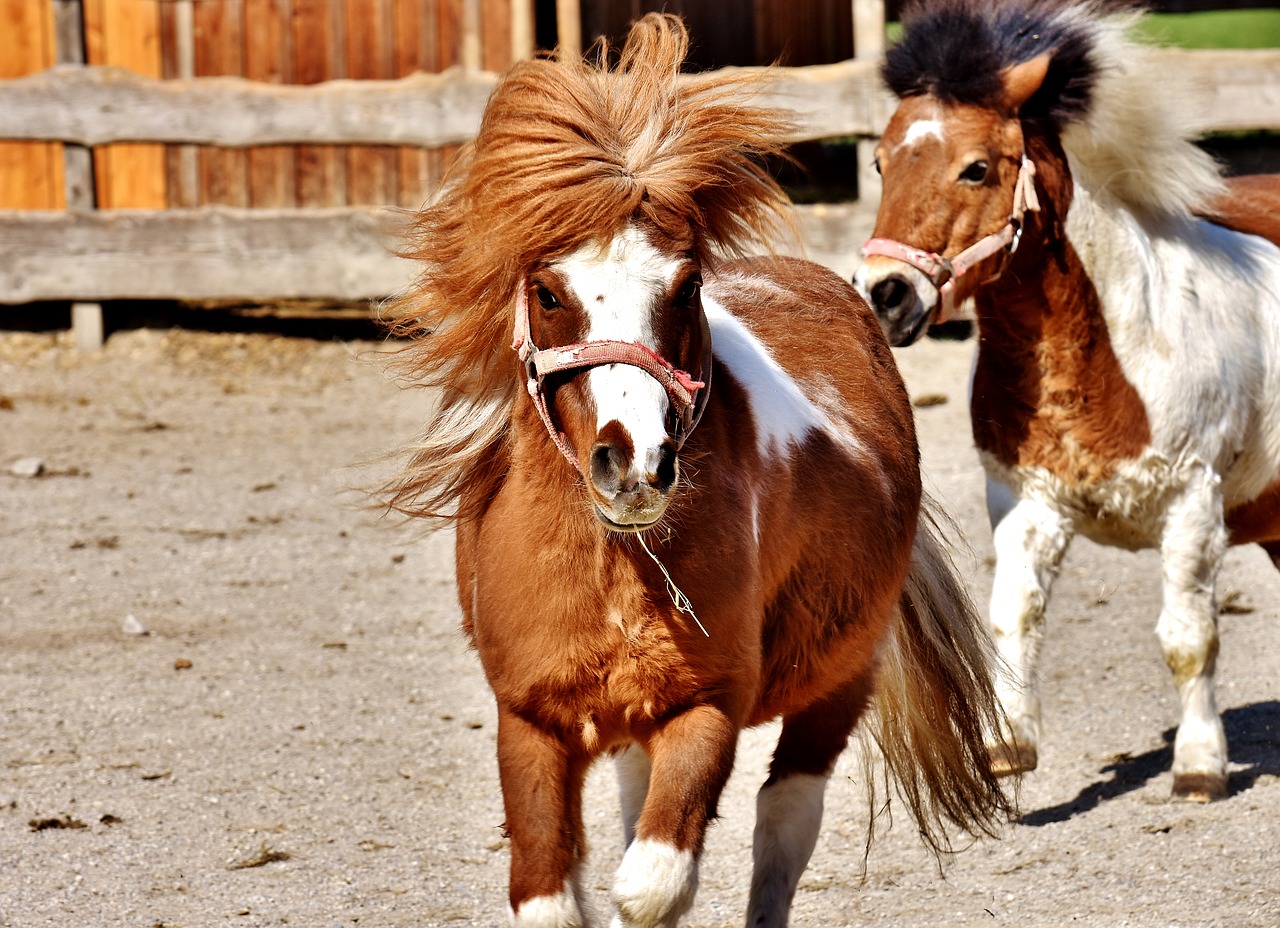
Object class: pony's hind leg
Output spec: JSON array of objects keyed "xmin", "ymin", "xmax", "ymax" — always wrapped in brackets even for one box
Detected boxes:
[
  {"xmin": 611, "ymin": 703, "xmax": 739, "ymax": 928},
  {"xmin": 1158, "ymin": 481, "xmax": 1229, "ymax": 801},
  {"xmin": 986, "ymin": 490, "xmax": 1073, "ymax": 776},
  {"xmin": 498, "ymin": 706, "xmax": 592, "ymax": 927},
  {"xmin": 746, "ymin": 680, "xmax": 872, "ymax": 928}
]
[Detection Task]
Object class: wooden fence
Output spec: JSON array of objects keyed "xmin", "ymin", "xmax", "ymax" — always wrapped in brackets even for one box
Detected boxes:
[{"xmin": 2, "ymin": 0, "xmax": 1280, "ymax": 348}]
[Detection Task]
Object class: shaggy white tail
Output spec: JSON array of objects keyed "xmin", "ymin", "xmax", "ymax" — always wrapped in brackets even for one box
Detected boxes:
[{"xmin": 869, "ymin": 497, "xmax": 1013, "ymax": 853}]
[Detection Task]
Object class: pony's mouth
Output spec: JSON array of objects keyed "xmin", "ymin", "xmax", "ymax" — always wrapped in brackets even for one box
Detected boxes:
[{"xmin": 592, "ymin": 504, "xmax": 664, "ymax": 533}]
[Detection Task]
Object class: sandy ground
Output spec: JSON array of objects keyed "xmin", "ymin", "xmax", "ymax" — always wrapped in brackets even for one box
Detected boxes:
[{"xmin": 1, "ymin": 320, "xmax": 1278, "ymax": 928}]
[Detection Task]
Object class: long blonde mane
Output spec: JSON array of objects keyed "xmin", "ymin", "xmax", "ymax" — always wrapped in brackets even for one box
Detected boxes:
[
  {"xmin": 1060, "ymin": 5, "xmax": 1226, "ymax": 218},
  {"xmin": 380, "ymin": 14, "xmax": 796, "ymax": 522}
]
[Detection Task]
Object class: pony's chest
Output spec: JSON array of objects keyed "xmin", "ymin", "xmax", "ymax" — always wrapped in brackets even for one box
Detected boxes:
[{"xmin": 467, "ymin": 574, "xmax": 708, "ymax": 747}]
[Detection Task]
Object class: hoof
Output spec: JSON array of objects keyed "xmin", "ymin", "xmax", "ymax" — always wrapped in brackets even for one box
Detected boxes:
[
  {"xmin": 989, "ymin": 739, "xmax": 1037, "ymax": 777},
  {"xmin": 1172, "ymin": 771, "xmax": 1228, "ymax": 803}
]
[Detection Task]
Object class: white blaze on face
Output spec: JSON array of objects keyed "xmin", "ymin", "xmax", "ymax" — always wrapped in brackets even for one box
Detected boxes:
[
  {"xmin": 552, "ymin": 225, "xmax": 685, "ymax": 478},
  {"xmin": 901, "ymin": 117, "xmax": 945, "ymax": 148}
]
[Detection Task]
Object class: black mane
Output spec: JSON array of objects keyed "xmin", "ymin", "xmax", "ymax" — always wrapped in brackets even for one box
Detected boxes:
[{"xmin": 882, "ymin": 0, "xmax": 1128, "ymax": 123}]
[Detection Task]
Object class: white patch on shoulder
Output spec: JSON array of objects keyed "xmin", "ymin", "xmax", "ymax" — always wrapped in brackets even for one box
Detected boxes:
[
  {"xmin": 611, "ymin": 839, "xmax": 697, "ymax": 928},
  {"xmin": 702, "ymin": 296, "xmax": 865, "ymax": 464},
  {"xmin": 512, "ymin": 879, "xmax": 586, "ymax": 928},
  {"xmin": 747, "ymin": 773, "xmax": 827, "ymax": 926},
  {"xmin": 901, "ymin": 118, "xmax": 944, "ymax": 148},
  {"xmin": 553, "ymin": 226, "xmax": 685, "ymax": 476}
]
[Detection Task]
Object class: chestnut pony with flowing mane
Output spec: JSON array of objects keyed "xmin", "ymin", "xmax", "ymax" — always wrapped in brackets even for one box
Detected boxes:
[
  {"xmin": 385, "ymin": 14, "xmax": 1008, "ymax": 926},
  {"xmin": 857, "ymin": 0, "xmax": 1280, "ymax": 802}
]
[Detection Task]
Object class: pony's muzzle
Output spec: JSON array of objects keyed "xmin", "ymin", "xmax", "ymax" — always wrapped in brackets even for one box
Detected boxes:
[
  {"xmin": 589, "ymin": 436, "xmax": 678, "ymax": 531},
  {"xmin": 854, "ymin": 261, "xmax": 937, "ymax": 347}
]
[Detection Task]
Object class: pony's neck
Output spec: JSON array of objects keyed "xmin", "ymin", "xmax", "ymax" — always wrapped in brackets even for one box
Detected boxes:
[{"xmin": 969, "ymin": 130, "xmax": 1153, "ymax": 477}]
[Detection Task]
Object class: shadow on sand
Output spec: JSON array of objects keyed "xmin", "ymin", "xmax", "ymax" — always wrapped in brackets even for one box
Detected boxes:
[{"xmin": 1018, "ymin": 701, "xmax": 1280, "ymax": 827}]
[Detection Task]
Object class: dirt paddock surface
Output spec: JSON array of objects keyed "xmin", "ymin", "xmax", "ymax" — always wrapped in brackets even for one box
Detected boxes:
[{"xmin": 2, "ymin": 323, "xmax": 1277, "ymax": 927}]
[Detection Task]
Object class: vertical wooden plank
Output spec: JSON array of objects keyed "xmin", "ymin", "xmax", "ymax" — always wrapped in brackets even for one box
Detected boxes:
[
  {"xmin": 84, "ymin": 0, "xmax": 166, "ymax": 209},
  {"xmin": 194, "ymin": 0, "xmax": 248, "ymax": 206},
  {"xmin": 394, "ymin": 0, "xmax": 438, "ymax": 209},
  {"xmin": 480, "ymin": 0, "xmax": 510, "ymax": 70},
  {"xmin": 555, "ymin": 0, "xmax": 580, "ymax": 56},
  {"xmin": 244, "ymin": 0, "xmax": 296, "ymax": 208},
  {"xmin": 160, "ymin": 0, "xmax": 199, "ymax": 208},
  {"xmin": 510, "ymin": 0, "xmax": 533, "ymax": 61},
  {"xmin": 294, "ymin": 0, "xmax": 345, "ymax": 206},
  {"xmin": 345, "ymin": 0, "xmax": 396, "ymax": 206},
  {"xmin": 460, "ymin": 0, "xmax": 481, "ymax": 71},
  {"xmin": 0, "ymin": 0, "xmax": 63, "ymax": 210}
]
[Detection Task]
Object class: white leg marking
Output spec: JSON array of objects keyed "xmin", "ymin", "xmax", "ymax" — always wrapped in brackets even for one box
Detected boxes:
[
  {"xmin": 615, "ymin": 745, "xmax": 652, "ymax": 848},
  {"xmin": 746, "ymin": 773, "xmax": 827, "ymax": 928},
  {"xmin": 610, "ymin": 839, "xmax": 697, "ymax": 928},
  {"xmin": 512, "ymin": 879, "xmax": 587, "ymax": 928},
  {"xmin": 988, "ymin": 496, "xmax": 1073, "ymax": 758},
  {"xmin": 1157, "ymin": 476, "xmax": 1228, "ymax": 795}
]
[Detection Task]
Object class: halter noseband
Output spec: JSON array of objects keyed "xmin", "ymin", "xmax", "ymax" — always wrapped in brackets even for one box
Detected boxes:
[
  {"xmin": 862, "ymin": 154, "xmax": 1041, "ymax": 325},
  {"xmin": 511, "ymin": 282, "xmax": 713, "ymax": 468}
]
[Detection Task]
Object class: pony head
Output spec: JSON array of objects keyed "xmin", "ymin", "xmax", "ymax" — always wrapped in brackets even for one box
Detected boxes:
[
  {"xmin": 855, "ymin": 0, "xmax": 1223, "ymax": 346},
  {"xmin": 383, "ymin": 13, "xmax": 795, "ymax": 528}
]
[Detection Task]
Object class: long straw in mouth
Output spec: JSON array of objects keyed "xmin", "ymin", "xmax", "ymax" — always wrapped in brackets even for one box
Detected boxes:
[{"xmin": 637, "ymin": 532, "xmax": 708, "ymax": 638}]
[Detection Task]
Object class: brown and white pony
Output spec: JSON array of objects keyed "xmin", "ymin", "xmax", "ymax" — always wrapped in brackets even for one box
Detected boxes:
[
  {"xmin": 383, "ymin": 14, "xmax": 1008, "ymax": 927},
  {"xmin": 856, "ymin": 0, "xmax": 1280, "ymax": 802}
]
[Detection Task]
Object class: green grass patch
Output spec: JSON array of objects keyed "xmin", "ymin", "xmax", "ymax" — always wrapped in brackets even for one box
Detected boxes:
[
  {"xmin": 886, "ymin": 9, "xmax": 1280, "ymax": 50},
  {"xmin": 1135, "ymin": 10, "xmax": 1280, "ymax": 49}
]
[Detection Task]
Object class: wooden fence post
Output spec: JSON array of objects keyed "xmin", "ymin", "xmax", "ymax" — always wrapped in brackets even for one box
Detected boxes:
[
  {"xmin": 852, "ymin": 0, "xmax": 884, "ymax": 207},
  {"xmin": 53, "ymin": 0, "xmax": 105, "ymax": 350},
  {"xmin": 556, "ymin": 0, "xmax": 581, "ymax": 57}
]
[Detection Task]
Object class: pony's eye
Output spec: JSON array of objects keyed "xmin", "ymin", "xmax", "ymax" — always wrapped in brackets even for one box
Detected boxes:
[
  {"xmin": 675, "ymin": 276, "xmax": 702, "ymax": 306},
  {"xmin": 873, "ymin": 157, "xmax": 882, "ymax": 176},
  {"xmin": 959, "ymin": 160, "xmax": 989, "ymax": 184},
  {"xmin": 534, "ymin": 286, "xmax": 560, "ymax": 310}
]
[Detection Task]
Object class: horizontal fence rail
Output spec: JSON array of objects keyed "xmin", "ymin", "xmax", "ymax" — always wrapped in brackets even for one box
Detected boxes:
[
  {"xmin": 4, "ymin": 48, "xmax": 1279, "ymax": 150},
  {"xmin": 0, "ymin": 47, "xmax": 1278, "ymax": 310},
  {"xmin": 0, "ymin": 203, "xmax": 878, "ymax": 304}
]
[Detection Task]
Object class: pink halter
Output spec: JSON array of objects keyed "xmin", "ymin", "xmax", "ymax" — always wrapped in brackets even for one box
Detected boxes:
[
  {"xmin": 862, "ymin": 155, "xmax": 1041, "ymax": 325},
  {"xmin": 511, "ymin": 283, "xmax": 712, "ymax": 467}
]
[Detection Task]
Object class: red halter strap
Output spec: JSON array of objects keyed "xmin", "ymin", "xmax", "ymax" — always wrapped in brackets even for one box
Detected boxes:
[
  {"xmin": 510, "ymin": 283, "xmax": 712, "ymax": 468},
  {"xmin": 862, "ymin": 155, "xmax": 1041, "ymax": 325}
]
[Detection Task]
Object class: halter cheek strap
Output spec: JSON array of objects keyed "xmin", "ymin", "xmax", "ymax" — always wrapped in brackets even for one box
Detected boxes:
[
  {"xmin": 862, "ymin": 154, "xmax": 1041, "ymax": 325},
  {"xmin": 511, "ymin": 283, "xmax": 713, "ymax": 468}
]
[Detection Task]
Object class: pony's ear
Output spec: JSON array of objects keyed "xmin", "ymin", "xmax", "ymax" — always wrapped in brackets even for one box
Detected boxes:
[{"xmin": 1001, "ymin": 53, "xmax": 1052, "ymax": 114}]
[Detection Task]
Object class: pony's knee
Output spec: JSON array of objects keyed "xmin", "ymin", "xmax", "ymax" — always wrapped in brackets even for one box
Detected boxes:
[
  {"xmin": 611, "ymin": 839, "xmax": 697, "ymax": 928},
  {"xmin": 1156, "ymin": 606, "xmax": 1220, "ymax": 687}
]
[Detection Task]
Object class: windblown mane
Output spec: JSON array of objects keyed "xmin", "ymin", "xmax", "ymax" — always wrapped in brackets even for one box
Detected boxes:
[
  {"xmin": 380, "ymin": 14, "xmax": 796, "ymax": 523},
  {"xmin": 885, "ymin": 0, "xmax": 1224, "ymax": 218}
]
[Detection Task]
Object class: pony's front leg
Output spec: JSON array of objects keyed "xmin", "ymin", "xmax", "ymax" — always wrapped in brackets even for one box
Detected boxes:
[
  {"xmin": 611, "ymin": 704, "xmax": 739, "ymax": 928},
  {"xmin": 986, "ymin": 489, "xmax": 1073, "ymax": 775},
  {"xmin": 499, "ymin": 706, "xmax": 592, "ymax": 927},
  {"xmin": 1158, "ymin": 479, "xmax": 1229, "ymax": 801}
]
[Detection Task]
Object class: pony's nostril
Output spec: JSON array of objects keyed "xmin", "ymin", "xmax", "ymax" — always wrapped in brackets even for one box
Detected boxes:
[
  {"xmin": 653, "ymin": 441, "xmax": 678, "ymax": 494},
  {"xmin": 871, "ymin": 275, "xmax": 915, "ymax": 315},
  {"xmin": 590, "ymin": 442, "xmax": 627, "ymax": 495}
]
